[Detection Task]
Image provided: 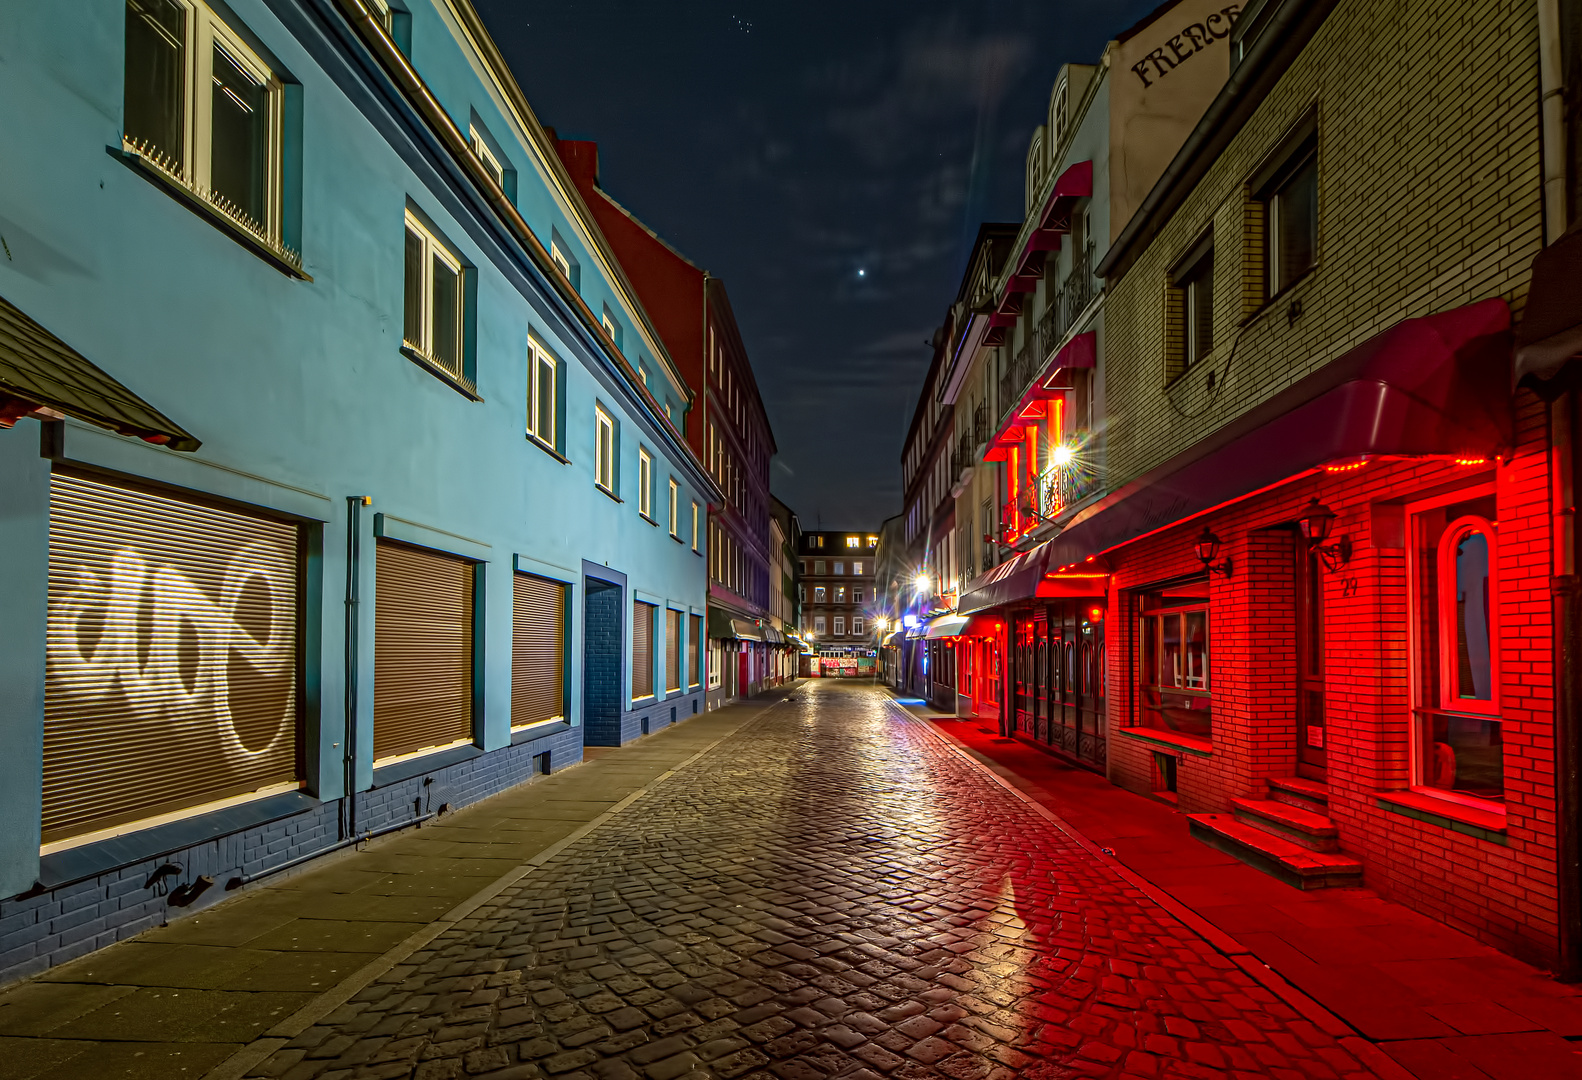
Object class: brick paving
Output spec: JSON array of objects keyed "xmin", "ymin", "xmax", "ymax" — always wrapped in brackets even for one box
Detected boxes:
[{"xmin": 246, "ymin": 680, "xmax": 1380, "ymax": 1080}]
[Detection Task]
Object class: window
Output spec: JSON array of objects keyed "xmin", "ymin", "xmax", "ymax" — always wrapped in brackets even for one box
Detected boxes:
[
  {"xmin": 852, "ymin": 561, "xmax": 863, "ymax": 575},
  {"xmin": 632, "ymin": 600, "xmax": 655, "ymax": 700},
  {"xmin": 595, "ymin": 406, "xmax": 616, "ymax": 493},
  {"xmin": 691, "ymin": 502, "xmax": 700, "ymax": 551},
  {"xmin": 637, "ymin": 448, "xmax": 653, "ymax": 519},
  {"xmin": 814, "ymin": 587, "xmax": 827, "ymax": 603},
  {"xmin": 403, "ymin": 211, "xmax": 465, "ymax": 381},
  {"xmin": 666, "ymin": 609, "xmax": 682, "ymax": 693},
  {"xmin": 468, "ymin": 125, "xmax": 504, "ymax": 189},
  {"xmin": 1263, "ymin": 136, "xmax": 1318, "ymax": 296},
  {"xmin": 814, "ymin": 560, "xmax": 826, "ymax": 575},
  {"xmin": 123, "ymin": 0, "xmax": 294, "ymax": 263},
  {"xmin": 639, "ymin": 364, "xmax": 649, "ymax": 387},
  {"xmin": 834, "ymin": 562, "xmax": 844, "ymax": 575},
  {"xmin": 853, "ymin": 588, "xmax": 864, "ymax": 604},
  {"xmin": 550, "ymin": 242, "xmax": 571, "ymax": 280},
  {"xmin": 835, "ymin": 586, "xmax": 846, "ymax": 604},
  {"xmin": 852, "ymin": 617, "xmax": 864, "ymax": 636},
  {"xmin": 601, "ymin": 307, "xmax": 623, "ymax": 352},
  {"xmin": 708, "ymin": 641, "xmax": 722, "ymax": 689},
  {"xmin": 834, "ymin": 617, "xmax": 846, "ymax": 636},
  {"xmin": 690, "ymin": 613, "xmax": 703, "ymax": 687},
  {"xmin": 1408, "ymin": 486, "xmax": 1502, "ymax": 804},
  {"xmin": 846, "ymin": 536, "xmax": 860, "ymax": 548},
  {"xmin": 1179, "ymin": 246, "xmax": 1214, "ymax": 366},
  {"xmin": 367, "ymin": 0, "xmax": 393, "ymax": 31},
  {"xmin": 1137, "ymin": 582, "xmax": 1212, "ymax": 741},
  {"xmin": 668, "ymin": 479, "xmax": 679, "ymax": 537},
  {"xmin": 814, "ymin": 616, "xmax": 827, "ymax": 636},
  {"xmin": 868, "ymin": 535, "xmax": 878, "ymax": 547},
  {"xmin": 512, "ymin": 573, "xmax": 566, "ymax": 729},
  {"xmin": 527, "ymin": 338, "xmax": 558, "ymax": 450}
]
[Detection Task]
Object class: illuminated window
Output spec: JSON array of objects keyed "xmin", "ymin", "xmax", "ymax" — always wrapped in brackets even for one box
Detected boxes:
[
  {"xmin": 123, "ymin": 0, "xmax": 290, "ymax": 260},
  {"xmin": 867, "ymin": 535, "xmax": 879, "ymax": 547},
  {"xmin": 549, "ymin": 230, "xmax": 580, "ymax": 291},
  {"xmin": 1408, "ymin": 485, "xmax": 1501, "ymax": 805},
  {"xmin": 852, "ymin": 561, "xmax": 863, "ymax": 575},
  {"xmin": 668, "ymin": 478, "xmax": 679, "ymax": 537},
  {"xmin": 846, "ymin": 536, "xmax": 860, "ymax": 548},
  {"xmin": 403, "ymin": 212, "xmax": 467, "ymax": 383},
  {"xmin": 691, "ymin": 502, "xmax": 700, "ymax": 552},
  {"xmin": 835, "ymin": 586, "xmax": 846, "ymax": 604},
  {"xmin": 637, "ymin": 448, "xmax": 653, "ymax": 519},
  {"xmin": 1137, "ymin": 582, "xmax": 1212, "ymax": 742},
  {"xmin": 814, "ymin": 587, "xmax": 826, "ymax": 603},
  {"xmin": 468, "ymin": 125, "xmax": 504, "ymax": 189},
  {"xmin": 601, "ymin": 307, "xmax": 623, "ymax": 352},
  {"xmin": 594, "ymin": 406, "xmax": 615, "ymax": 492},
  {"xmin": 526, "ymin": 338, "xmax": 558, "ymax": 451},
  {"xmin": 367, "ymin": 0, "xmax": 393, "ymax": 30}
]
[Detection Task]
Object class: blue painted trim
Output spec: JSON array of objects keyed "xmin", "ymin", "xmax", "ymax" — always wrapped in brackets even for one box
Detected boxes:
[
  {"xmin": 373, "ymin": 512, "xmax": 492, "ymax": 562},
  {"xmin": 34, "ymin": 790, "xmax": 322, "ymax": 891},
  {"xmin": 515, "ymin": 553, "xmax": 577, "ymax": 584}
]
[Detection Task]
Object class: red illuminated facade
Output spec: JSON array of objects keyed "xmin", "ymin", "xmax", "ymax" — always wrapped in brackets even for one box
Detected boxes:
[{"xmin": 553, "ymin": 138, "xmax": 781, "ymax": 708}]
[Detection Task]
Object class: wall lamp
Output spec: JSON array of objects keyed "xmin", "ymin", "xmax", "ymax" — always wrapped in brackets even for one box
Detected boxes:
[
  {"xmin": 1194, "ymin": 527, "xmax": 1233, "ymax": 577},
  {"xmin": 1298, "ymin": 497, "xmax": 1352, "ymax": 571}
]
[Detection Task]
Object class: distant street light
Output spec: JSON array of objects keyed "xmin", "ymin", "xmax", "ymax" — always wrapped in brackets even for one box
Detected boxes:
[{"xmin": 914, "ymin": 573, "xmax": 931, "ymax": 594}]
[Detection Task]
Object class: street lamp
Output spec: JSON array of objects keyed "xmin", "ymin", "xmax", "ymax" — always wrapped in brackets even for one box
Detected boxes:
[
  {"xmin": 1194, "ymin": 527, "xmax": 1233, "ymax": 577},
  {"xmin": 1298, "ymin": 497, "xmax": 1352, "ymax": 571},
  {"xmin": 914, "ymin": 573, "xmax": 931, "ymax": 594}
]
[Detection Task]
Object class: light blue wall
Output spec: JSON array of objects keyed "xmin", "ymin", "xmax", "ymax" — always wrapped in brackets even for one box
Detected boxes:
[{"xmin": 0, "ymin": 0, "xmax": 712, "ymax": 897}]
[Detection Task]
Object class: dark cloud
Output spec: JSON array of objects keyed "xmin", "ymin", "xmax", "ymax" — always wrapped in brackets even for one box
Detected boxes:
[{"xmin": 477, "ymin": 0, "xmax": 1155, "ymax": 528}]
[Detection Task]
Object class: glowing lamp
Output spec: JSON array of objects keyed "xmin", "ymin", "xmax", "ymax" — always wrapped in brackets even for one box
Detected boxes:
[
  {"xmin": 914, "ymin": 573, "xmax": 931, "ymax": 593},
  {"xmin": 902, "ymin": 614, "xmax": 920, "ymax": 629},
  {"xmin": 1297, "ymin": 498, "xmax": 1335, "ymax": 545},
  {"xmin": 1052, "ymin": 443, "xmax": 1074, "ymax": 467}
]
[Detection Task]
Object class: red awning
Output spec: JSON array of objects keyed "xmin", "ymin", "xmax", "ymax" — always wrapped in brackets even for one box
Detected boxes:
[
  {"xmin": 997, "ymin": 161, "xmax": 1094, "ymax": 313},
  {"xmin": 1515, "ymin": 222, "xmax": 1582, "ymax": 387},
  {"xmin": 1034, "ymin": 298, "xmax": 1512, "ymax": 569},
  {"xmin": 988, "ymin": 332, "xmax": 1096, "ymax": 447},
  {"xmin": 958, "ymin": 545, "xmax": 1055, "ymax": 615}
]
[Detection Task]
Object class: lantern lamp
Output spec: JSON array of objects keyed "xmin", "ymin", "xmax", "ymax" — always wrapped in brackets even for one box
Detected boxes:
[
  {"xmin": 1194, "ymin": 527, "xmax": 1232, "ymax": 577},
  {"xmin": 1298, "ymin": 497, "xmax": 1352, "ymax": 571}
]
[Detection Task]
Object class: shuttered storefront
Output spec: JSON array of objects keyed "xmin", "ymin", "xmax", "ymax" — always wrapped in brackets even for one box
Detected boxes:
[
  {"xmin": 689, "ymin": 614, "xmax": 702, "ymax": 688},
  {"xmin": 666, "ymin": 608, "xmax": 682, "ymax": 692},
  {"xmin": 632, "ymin": 600, "xmax": 655, "ymax": 699},
  {"xmin": 374, "ymin": 540, "xmax": 474, "ymax": 762},
  {"xmin": 512, "ymin": 572, "xmax": 565, "ymax": 728},
  {"xmin": 44, "ymin": 472, "xmax": 302, "ymax": 847}
]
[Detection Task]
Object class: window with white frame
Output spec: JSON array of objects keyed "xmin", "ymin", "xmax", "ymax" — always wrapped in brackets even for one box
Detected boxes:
[
  {"xmin": 833, "ymin": 616, "xmax": 846, "ymax": 636},
  {"xmin": 637, "ymin": 448, "xmax": 653, "ymax": 519},
  {"xmin": 1262, "ymin": 132, "xmax": 1318, "ymax": 297},
  {"xmin": 852, "ymin": 617, "xmax": 864, "ymax": 636},
  {"xmin": 814, "ymin": 586, "xmax": 826, "ymax": 603},
  {"xmin": 846, "ymin": 536, "xmax": 860, "ymax": 548},
  {"xmin": 691, "ymin": 502, "xmax": 700, "ymax": 551},
  {"xmin": 403, "ymin": 211, "xmax": 465, "ymax": 380},
  {"xmin": 814, "ymin": 560, "xmax": 826, "ymax": 575},
  {"xmin": 1408, "ymin": 485, "xmax": 1502, "ymax": 805},
  {"xmin": 123, "ymin": 0, "xmax": 290, "ymax": 260},
  {"xmin": 601, "ymin": 308, "xmax": 623, "ymax": 351},
  {"xmin": 835, "ymin": 586, "xmax": 846, "ymax": 604},
  {"xmin": 468, "ymin": 125, "xmax": 504, "ymax": 189},
  {"xmin": 367, "ymin": 0, "xmax": 393, "ymax": 30},
  {"xmin": 853, "ymin": 588, "xmax": 864, "ymax": 603},
  {"xmin": 708, "ymin": 641, "xmax": 722, "ymax": 689},
  {"xmin": 527, "ymin": 338, "xmax": 557, "ymax": 450},
  {"xmin": 833, "ymin": 562, "xmax": 844, "ymax": 575},
  {"xmin": 852, "ymin": 561, "xmax": 863, "ymax": 575},
  {"xmin": 550, "ymin": 243, "xmax": 571, "ymax": 280},
  {"xmin": 595, "ymin": 406, "xmax": 615, "ymax": 493},
  {"xmin": 814, "ymin": 616, "xmax": 827, "ymax": 636},
  {"xmin": 668, "ymin": 478, "xmax": 679, "ymax": 537}
]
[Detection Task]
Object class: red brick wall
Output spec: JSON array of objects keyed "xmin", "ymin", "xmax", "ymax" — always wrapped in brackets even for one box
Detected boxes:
[{"xmin": 1103, "ymin": 391, "xmax": 1558, "ymax": 963}]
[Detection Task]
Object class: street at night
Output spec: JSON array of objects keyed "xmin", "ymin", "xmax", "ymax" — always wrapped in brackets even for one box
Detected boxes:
[{"xmin": 6, "ymin": 0, "xmax": 1582, "ymax": 1077}]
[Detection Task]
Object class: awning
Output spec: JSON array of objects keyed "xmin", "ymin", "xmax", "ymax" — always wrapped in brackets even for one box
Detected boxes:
[
  {"xmin": 959, "ymin": 546, "xmax": 1056, "ymax": 615},
  {"xmin": 989, "ymin": 332, "xmax": 1097, "ymax": 451},
  {"xmin": 924, "ymin": 614, "xmax": 970, "ymax": 639},
  {"xmin": 1515, "ymin": 223, "xmax": 1582, "ymax": 388},
  {"xmin": 0, "ymin": 293, "xmax": 200, "ymax": 450},
  {"xmin": 707, "ymin": 607, "xmax": 764, "ymax": 641},
  {"xmin": 996, "ymin": 161, "xmax": 1093, "ymax": 314},
  {"xmin": 1036, "ymin": 299, "xmax": 1512, "ymax": 570},
  {"xmin": 882, "ymin": 629, "xmax": 904, "ymax": 646}
]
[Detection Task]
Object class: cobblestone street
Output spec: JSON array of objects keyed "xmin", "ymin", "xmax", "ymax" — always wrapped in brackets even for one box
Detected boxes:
[{"xmin": 234, "ymin": 681, "xmax": 1383, "ymax": 1080}]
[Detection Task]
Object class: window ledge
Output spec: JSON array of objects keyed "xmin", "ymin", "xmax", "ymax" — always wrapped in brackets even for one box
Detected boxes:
[
  {"xmin": 1375, "ymin": 790, "xmax": 1508, "ymax": 842},
  {"xmin": 511, "ymin": 719, "xmax": 572, "ymax": 745},
  {"xmin": 112, "ymin": 144, "xmax": 310, "ymax": 281},
  {"xmin": 1117, "ymin": 726, "xmax": 1213, "ymax": 756},
  {"xmin": 401, "ymin": 346, "xmax": 481, "ymax": 401},
  {"xmin": 671, "ymin": 533, "xmax": 685, "ymax": 544},
  {"xmin": 527, "ymin": 435, "xmax": 569, "ymax": 464},
  {"xmin": 596, "ymin": 484, "xmax": 623, "ymax": 504},
  {"xmin": 371, "ymin": 742, "xmax": 483, "ymax": 787}
]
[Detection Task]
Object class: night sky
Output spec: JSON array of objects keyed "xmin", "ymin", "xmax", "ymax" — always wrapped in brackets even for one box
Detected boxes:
[{"xmin": 474, "ymin": 1, "xmax": 1157, "ymax": 530}]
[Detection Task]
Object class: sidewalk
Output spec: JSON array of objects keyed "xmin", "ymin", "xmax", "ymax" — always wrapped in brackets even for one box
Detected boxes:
[
  {"xmin": 0, "ymin": 691, "xmax": 792, "ymax": 1080},
  {"xmin": 902, "ymin": 703, "xmax": 1582, "ymax": 1080}
]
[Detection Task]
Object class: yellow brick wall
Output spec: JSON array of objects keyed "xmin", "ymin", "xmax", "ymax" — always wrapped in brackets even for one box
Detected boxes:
[{"xmin": 1103, "ymin": 0, "xmax": 1544, "ymax": 488}]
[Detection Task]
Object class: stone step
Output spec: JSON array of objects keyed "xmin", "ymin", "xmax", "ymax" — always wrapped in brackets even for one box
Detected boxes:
[
  {"xmin": 1188, "ymin": 813, "xmax": 1364, "ymax": 890},
  {"xmin": 1231, "ymin": 797, "xmax": 1341, "ymax": 852},
  {"xmin": 1267, "ymin": 775, "xmax": 1330, "ymax": 814}
]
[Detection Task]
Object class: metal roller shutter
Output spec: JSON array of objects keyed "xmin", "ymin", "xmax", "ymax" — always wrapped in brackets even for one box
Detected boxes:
[
  {"xmin": 512, "ymin": 572, "xmax": 565, "ymax": 727},
  {"xmin": 374, "ymin": 540, "xmax": 474, "ymax": 762},
  {"xmin": 689, "ymin": 614, "xmax": 702, "ymax": 687},
  {"xmin": 632, "ymin": 600, "xmax": 654, "ymax": 699},
  {"xmin": 44, "ymin": 472, "xmax": 302, "ymax": 847},
  {"xmin": 665, "ymin": 608, "xmax": 681, "ymax": 692}
]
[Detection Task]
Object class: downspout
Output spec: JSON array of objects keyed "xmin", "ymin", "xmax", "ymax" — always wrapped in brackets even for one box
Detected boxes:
[{"xmin": 344, "ymin": 495, "xmax": 369, "ymax": 842}]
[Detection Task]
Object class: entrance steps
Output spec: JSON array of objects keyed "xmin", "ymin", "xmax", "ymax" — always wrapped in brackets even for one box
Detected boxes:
[{"xmin": 1187, "ymin": 778, "xmax": 1363, "ymax": 890}]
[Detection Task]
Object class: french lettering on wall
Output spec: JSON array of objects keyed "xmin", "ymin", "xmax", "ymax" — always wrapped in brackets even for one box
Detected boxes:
[{"xmin": 1131, "ymin": 5, "xmax": 1243, "ymax": 88}]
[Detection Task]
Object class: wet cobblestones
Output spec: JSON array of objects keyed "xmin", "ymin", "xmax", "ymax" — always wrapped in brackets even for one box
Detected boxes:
[{"xmin": 248, "ymin": 682, "xmax": 1377, "ymax": 1080}]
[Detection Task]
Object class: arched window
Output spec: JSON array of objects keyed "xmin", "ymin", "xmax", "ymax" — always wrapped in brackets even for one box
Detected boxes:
[
  {"xmin": 1407, "ymin": 486, "xmax": 1501, "ymax": 805},
  {"xmin": 1050, "ymin": 80, "xmax": 1069, "ymax": 152},
  {"xmin": 1026, "ymin": 127, "xmax": 1045, "ymax": 214}
]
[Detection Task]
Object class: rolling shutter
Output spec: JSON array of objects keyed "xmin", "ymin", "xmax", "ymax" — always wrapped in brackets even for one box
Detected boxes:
[
  {"xmin": 512, "ymin": 572, "xmax": 565, "ymax": 727},
  {"xmin": 666, "ymin": 608, "xmax": 682, "ymax": 692},
  {"xmin": 374, "ymin": 540, "xmax": 474, "ymax": 762},
  {"xmin": 43, "ymin": 472, "xmax": 302, "ymax": 847},
  {"xmin": 632, "ymin": 600, "xmax": 654, "ymax": 699},
  {"xmin": 689, "ymin": 614, "xmax": 702, "ymax": 687}
]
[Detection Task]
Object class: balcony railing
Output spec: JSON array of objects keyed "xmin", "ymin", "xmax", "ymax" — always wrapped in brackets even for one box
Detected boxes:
[
  {"xmin": 972, "ymin": 400, "xmax": 989, "ymax": 448},
  {"xmin": 999, "ymin": 449, "xmax": 1103, "ymax": 545},
  {"xmin": 998, "ymin": 245, "xmax": 1096, "ymax": 421},
  {"xmin": 950, "ymin": 428, "xmax": 974, "ymax": 479}
]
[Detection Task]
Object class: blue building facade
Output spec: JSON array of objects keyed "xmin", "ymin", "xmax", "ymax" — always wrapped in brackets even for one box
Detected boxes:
[{"xmin": 0, "ymin": 0, "xmax": 718, "ymax": 984}]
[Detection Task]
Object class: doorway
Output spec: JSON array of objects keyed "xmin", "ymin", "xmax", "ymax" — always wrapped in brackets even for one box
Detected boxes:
[
  {"xmin": 583, "ymin": 576, "xmax": 623, "ymax": 746},
  {"xmin": 1295, "ymin": 544, "xmax": 1327, "ymax": 778}
]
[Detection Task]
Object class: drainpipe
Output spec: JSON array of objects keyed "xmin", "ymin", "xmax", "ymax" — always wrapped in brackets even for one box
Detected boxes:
[
  {"xmin": 1553, "ymin": 393, "xmax": 1581, "ymax": 981},
  {"xmin": 344, "ymin": 495, "xmax": 370, "ymax": 842}
]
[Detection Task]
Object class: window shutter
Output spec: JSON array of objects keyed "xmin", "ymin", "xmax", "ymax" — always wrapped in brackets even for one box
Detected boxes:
[
  {"xmin": 43, "ymin": 472, "xmax": 302, "ymax": 846},
  {"xmin": 666, "ymin": 609, "xmax": 681, "ymax": 691},
  {"xmin": 512, "ymin": 573, "xmax": 565, "ymax": 727},
  {"xmin": 632, "ymin": 600, "xmax": 654, "ymax": 698},
  {"xmin": 374, "ymin": 540, "xmax": 474, "ymax": 761}
]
